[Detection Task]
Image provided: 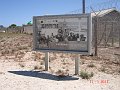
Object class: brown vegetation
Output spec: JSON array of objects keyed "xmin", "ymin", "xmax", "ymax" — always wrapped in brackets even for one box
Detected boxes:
[{"xmin": 0, "ymin": 32, "xmax": 120, "ymax": 75}]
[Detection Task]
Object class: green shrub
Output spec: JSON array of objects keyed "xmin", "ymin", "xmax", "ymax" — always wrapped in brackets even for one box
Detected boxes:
[{"xmin": 80, "ymin": 71, "xmax": 94, "ymax": 79}]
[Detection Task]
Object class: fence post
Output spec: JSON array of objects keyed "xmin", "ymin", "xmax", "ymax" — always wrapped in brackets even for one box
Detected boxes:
[
  {"xmin": 112, "ymin": 22, "xmax": 114, "ymax": 47},
  {"xmin": 94, "ymin": 17, "xmax": 98, "ymax": 56}
]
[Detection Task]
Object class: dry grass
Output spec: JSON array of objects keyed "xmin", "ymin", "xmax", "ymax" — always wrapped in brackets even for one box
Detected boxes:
[
  {"xmin": 81, "ymin": 60, "xmax": 85, "ymax": 64},
  {"xmin": 100, "ymin": 67, "xmax": 106, "ymax": 72},
  {"xmin": 34, "ymin": 65, "xmax": 43, "ymax": 70},
  {"xmin": 56, "ymin": 69, "xmax": 69, "ymax": 77},
  {"xmin": 0, "ymin": 71, "xmax": 5, "ymax": 75},
  {"xmin": 87, "ymin": 63, "xmax": 96, "ymax": 68},
  {"xmin": 0, "ymin": 33, "xmax": 120, "ymax": 75},
  {"xmin": 40, "ymin": 61, "xmax": 44, "ymax": 65},
  {"xmin": 0, "ymin": 33, "xmax": 32, "ymax": 61},
  {"xmin": 19, "ymin": 63, "xmax": 25, "ymax": 68}
]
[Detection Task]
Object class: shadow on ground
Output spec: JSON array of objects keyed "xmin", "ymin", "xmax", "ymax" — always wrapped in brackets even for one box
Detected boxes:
[{"xmin": 8, "ymin": 71, "xmax": 79, "ymax": 81}]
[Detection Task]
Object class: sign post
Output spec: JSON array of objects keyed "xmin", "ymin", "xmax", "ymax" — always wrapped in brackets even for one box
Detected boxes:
[
  {"xmin": 75, "ymin": 55, "xmax": 80, "ymax": 75},
  {"xmin": 45, "ymin": 52, "xmax": 49, "ymax": 71}
]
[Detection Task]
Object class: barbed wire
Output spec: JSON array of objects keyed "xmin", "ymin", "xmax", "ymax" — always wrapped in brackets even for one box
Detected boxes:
[{"xmin": 66, "ymin": 0, "xmax": 120, "ymax": 14}]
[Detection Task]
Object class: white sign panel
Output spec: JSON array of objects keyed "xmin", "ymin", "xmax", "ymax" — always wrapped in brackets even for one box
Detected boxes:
[{"xmin": 33, "ymin": 14, "xmax": 92, "ymax": 54}]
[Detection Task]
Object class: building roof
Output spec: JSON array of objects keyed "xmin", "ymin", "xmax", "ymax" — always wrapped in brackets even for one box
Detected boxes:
[{"xmin": 91, "ymin": 8, "xmax": 119, "ymax": 17}]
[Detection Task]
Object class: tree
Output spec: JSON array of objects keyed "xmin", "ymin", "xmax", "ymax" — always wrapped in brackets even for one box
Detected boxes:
[
  {"xmin": 27, "ymin": 21, "xmax": 32, "ymax": 25},
  {"xmin": 0, "ymin": 25, "xmax": 4, "ymax": 29},
  {"xmin": 9, "ymin": 24, "xmax": 17, "ymax": 28}
]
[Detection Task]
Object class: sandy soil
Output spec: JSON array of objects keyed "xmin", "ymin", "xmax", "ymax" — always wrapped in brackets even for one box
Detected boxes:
[
  {"xmin": 0, "ymin": 60, "xmax": 120, "ymax": 90},
  {"xmin": 0, "ymin": 33, "xmax": 120, "ymax": 90}
]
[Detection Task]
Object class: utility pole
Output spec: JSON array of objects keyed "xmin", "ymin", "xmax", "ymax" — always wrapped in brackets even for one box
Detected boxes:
[
  {"xmin": 74, "ymin": 0, "xmax": 86, "ymax": 75},
  {"xmin": 83, "ymin": 0, "xmax": 85, "ymax": 14}
]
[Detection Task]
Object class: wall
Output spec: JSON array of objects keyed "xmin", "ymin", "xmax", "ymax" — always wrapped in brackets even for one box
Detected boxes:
[
  {"xmin": 6, "ymin": 26, "xmax": 23, "ymax": 33},
  {"xmin": 23, "ymin": 25, "xmax": 33, "ymax": 34}
]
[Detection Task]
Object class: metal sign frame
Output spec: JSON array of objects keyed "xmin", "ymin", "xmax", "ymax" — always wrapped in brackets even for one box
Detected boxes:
[{"xmin": 33, "ymin": 14, "xmax": 92, "ymax": 55}]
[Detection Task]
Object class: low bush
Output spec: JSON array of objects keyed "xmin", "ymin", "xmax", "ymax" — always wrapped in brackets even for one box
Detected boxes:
[
  {"xmin": 19, "ymin": 63, "xmax": 25, "ymax": 67},
  {"xmin": 87, "ymin": 63, "xmax": 96, "ymax": 68},
  {"xmin": 34, "ymin": 65, "xmax": 43, "ymax": 70},
  {"xmin": 80, "ymin": 71, "xmax": 94, "ymax": 79}
]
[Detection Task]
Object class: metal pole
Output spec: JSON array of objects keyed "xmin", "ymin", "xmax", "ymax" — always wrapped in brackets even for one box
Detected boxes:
[
  {"xmin": 104, "ymin": 23, "xmax": 107, "ymax": 47},
  {"xmin": 75, "ymin": 55, "xmax": 80, "ymax": 75},
  {"xmin": 94, "ymin": 17, "xmax": 98, "ymax": 56},
  {"xmin": 45, "ymin": 52, "xmax": 49, "ymax": 71},
  {"xmin": 82, "ymin": 0, "xmax": 85, "ymax": 14},
  {"xmin": 112, "ymin": 22, "xmax": 114, "ymax": 47},
  {"xmin": 33, "ymin": 17, "xmax": 38, "ymax": 50},
  {"xmin": 119, "ymin": 27, "xmax": 120, "ymax": 47}
]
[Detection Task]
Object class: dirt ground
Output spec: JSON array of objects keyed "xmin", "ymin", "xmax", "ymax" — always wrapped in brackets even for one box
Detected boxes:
[{"xmin": 0, "ymin": 33, "xmax": 120, "ymax": 90}]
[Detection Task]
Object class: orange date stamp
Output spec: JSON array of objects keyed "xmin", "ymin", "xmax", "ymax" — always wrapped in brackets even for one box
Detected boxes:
[{"xmin": 90, "ymin": 79, "xmax": 109, "ymax": 84}]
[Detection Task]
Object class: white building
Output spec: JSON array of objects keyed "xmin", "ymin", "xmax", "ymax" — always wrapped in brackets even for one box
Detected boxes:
[{"xmin": 23, "ymin": 25, "xmax": 33, "ymax": 34}]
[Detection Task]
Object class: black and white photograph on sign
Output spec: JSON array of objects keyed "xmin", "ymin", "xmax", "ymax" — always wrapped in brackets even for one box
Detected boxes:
[{"xmin": 35, "ymin": 16, "xmax": 90, "ymax": 52}]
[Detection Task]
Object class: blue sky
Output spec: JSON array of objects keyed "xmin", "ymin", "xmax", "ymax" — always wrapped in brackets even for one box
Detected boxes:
[{"xmin": 0, "ymin": 0, "xmax": 119, "ymax": 27}]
